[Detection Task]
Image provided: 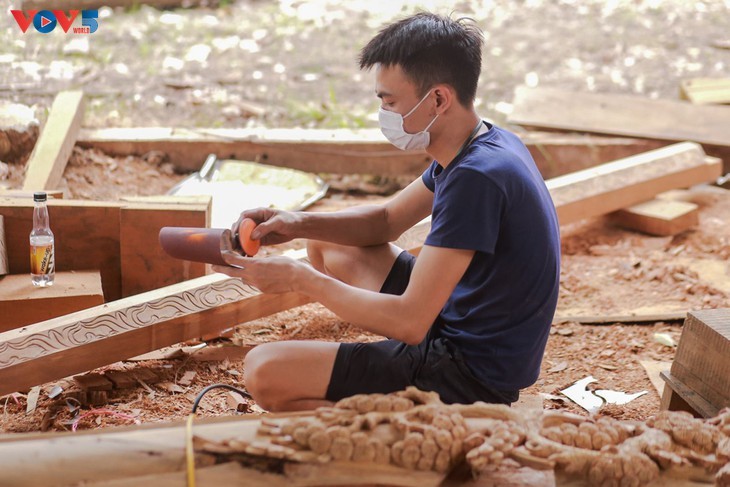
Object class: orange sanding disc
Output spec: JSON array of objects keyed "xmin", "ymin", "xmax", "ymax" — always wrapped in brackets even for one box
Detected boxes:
[{"xmin": 237, "ymin": 218, "xmax": 260, "ymax": 257}]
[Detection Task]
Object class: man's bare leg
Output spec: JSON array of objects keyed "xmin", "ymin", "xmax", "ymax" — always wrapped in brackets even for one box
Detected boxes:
[
  {"xmin": 306, "ymin": 240, "xmax": 403, "ymax": 290},
  {"xmin": 243, "ymin": 340, "xmax": 340, "ymax": 411},
  {"xmin": 243, "ymin": 241, "xmax": 404, "ymax": 412}
]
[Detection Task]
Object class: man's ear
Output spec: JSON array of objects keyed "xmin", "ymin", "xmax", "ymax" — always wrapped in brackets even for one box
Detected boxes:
[{"xmin": 432, "ymin": 85, "xmax": 454, "ymax": 115}]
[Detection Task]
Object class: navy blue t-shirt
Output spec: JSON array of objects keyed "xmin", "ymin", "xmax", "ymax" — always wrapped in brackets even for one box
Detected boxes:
[{"xmin": 421, "ymin": 121, "xmax": 560, "ymax": 392}]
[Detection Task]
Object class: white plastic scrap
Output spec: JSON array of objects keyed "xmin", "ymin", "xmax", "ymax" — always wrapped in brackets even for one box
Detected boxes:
[{"xmin": 561, "ymin": 375, "xmax": 648, "ymax": 413}]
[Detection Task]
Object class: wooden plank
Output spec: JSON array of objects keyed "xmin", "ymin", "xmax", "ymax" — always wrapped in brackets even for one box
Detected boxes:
[
  {"xmin": 22, "ymin": 91, "xmax": 85, "ymax": 191},
  {"xmin": 120, "ymin": 199, "xmax": 210, "ymax": 297},
  {"xmin": 547, "ymin": 145, "xmax": 721, "ymax": 225},
  {"xmin": 0, "ymin": 271, "xmax": 104, "ymax": 332},
  {"xmin": 660, "ymin": 371, "xmax": 719, "ymax": 418},
  {"xmin": 509, "ymin": 86, "xmax": 730, "ymax": 148},
  {"xmin": 610, "ymin": 198, "xmax": 699, "ymax": 236},
  {"xmin": 553, "ymin": 311, "xmax": 687, "ymax": 324},
  {"xmin": 679, "ymin": 78, "xmax": 730, "ymax": 105},
  {"xmin": 77, "ymin": 127, "xmax": 433, "ymax": 176},
  {"xmin": 0, "ymin": 198, "xmax": 122, "ymax": 300}
]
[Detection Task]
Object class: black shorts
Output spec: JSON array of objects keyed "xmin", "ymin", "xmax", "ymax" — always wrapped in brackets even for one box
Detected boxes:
[{"xmin": 325, "ymin": 251, "xmax": 519, "ymax": 405}]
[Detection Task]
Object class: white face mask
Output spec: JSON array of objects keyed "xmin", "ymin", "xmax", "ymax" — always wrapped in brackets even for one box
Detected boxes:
[{"xmin": 378, "ymin": 90, "xmax": 439, "ymax": 151}]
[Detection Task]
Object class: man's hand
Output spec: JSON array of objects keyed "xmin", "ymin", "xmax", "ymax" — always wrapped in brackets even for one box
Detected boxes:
[
  {"xmin": 231, "ymin": 208, "xmax": 301, "ymax": 246},
  {"xmin": 213, "ymin": 251, "xmax": 310, "ymax": 294}
]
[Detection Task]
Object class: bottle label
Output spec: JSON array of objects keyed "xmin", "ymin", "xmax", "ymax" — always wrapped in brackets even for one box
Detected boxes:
[{"xmin": 30, "ymin": 243, "xmax": 54, "ymax": 275}]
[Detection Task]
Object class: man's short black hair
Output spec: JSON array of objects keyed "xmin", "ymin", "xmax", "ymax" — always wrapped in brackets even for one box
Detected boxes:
[{"xmin": 359, "ymin": 12, "xmax": 483, "ymax": 107}]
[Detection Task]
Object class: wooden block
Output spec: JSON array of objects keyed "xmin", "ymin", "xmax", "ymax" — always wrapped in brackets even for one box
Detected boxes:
[
  {"xmin": 104, "ymin": 370, "xmax": 138, "ymax": 390},
  {"xmin": 610, "ymin": 198, "xmax": 699, "ymax": 236},
  {"xmin": 0, "ymin": 215, "xmax": 7, "ymax": 276},
  {"xmin": 120, "ymin": 200, "xmax": 210, "ymax": 296},
  {"xmin": 669, "ymin": 309, "xmax": 730, "ymax": 413},
  {"xmin": 22, "ymin": 91, "xmax": 85, "ymax": 191},
  {"xmin": 509, "ymin": 86, "xmax": 730, "ymax": 148},
  {"xmin": 547, "ymin": 143, "xmax": 721, "ymax": 225},
  {"xmin": 680, "ymin": 78, "xmax": 730, "ymax": 105},
  {"xmin": 73, "ymin": 372, "xmax": 113, "ymax": 391},
  {"xmin": 0, "ymin": 270, "xmax": 104, "ymax": 332}
]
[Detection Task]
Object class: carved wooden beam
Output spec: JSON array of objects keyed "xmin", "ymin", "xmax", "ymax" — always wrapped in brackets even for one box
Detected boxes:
[{"xmin": 0, "ymin": 274, "xmax": 310, "ymax": 397}]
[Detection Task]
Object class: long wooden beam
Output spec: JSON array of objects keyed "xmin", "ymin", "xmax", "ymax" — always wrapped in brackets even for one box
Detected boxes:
[
  {"xmin": 0, "ymin": 408, "xmax": 443, "ymax": 487},
  {"xmin": 0, "ymin": 143, "xmax": 719, "ymax": 396},
  {"xmin": 0, "ymin": 274, "xmax": 311, "ymax": 397},
  {"xmin": 509, "ymin": 86, "xmax": 730, "ymax": 171},
  {"xmin": 77, "ymin": 127, "xmax": 433, "ymax": 176},
  {"xmin": 77, "ymin": 127, "xmax": 667, "ymax": 178},
  {"xmin": 22, "ymin": 91, "xmax": 85, "ymax": 191},
  {"xmin": 548, "ymin": 143, "xmax": 721, "ymax": 225},
  {"xmin": 0, "ymin": 270, "xmax": 104, "ymax": 332}
]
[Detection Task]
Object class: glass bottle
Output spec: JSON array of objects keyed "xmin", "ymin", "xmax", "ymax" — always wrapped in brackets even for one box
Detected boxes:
[{"xmin": 30, "ymin": 191, "xmax": 55, "ymax": 287}]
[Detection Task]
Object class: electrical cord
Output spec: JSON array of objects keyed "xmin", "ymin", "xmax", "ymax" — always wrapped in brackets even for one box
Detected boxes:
[{"xmin": 191, "ymin": 384, "xmax": 252, "ymax": 414}]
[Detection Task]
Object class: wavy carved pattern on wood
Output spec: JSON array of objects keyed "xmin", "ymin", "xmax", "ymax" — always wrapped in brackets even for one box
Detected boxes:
[{"xmin": 0, "ymin": 277, "xmax": 258, "ymax": 368}]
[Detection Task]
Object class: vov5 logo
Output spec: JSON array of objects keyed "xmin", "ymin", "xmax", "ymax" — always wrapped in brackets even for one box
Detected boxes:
[{"xmin": 10, "ymin": 9, "xmax": 99, "ymax": 34}]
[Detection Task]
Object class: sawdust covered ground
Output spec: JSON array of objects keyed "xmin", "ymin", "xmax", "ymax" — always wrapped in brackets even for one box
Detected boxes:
[{"xmin": 1, "ymin": 175, "xmax": 729, "ymax": 433}]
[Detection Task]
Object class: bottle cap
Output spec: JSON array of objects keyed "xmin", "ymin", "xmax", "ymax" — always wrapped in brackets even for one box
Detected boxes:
[{"xmin": 33, "ymin": 192, "xmax": 47, "ymax": 202}]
